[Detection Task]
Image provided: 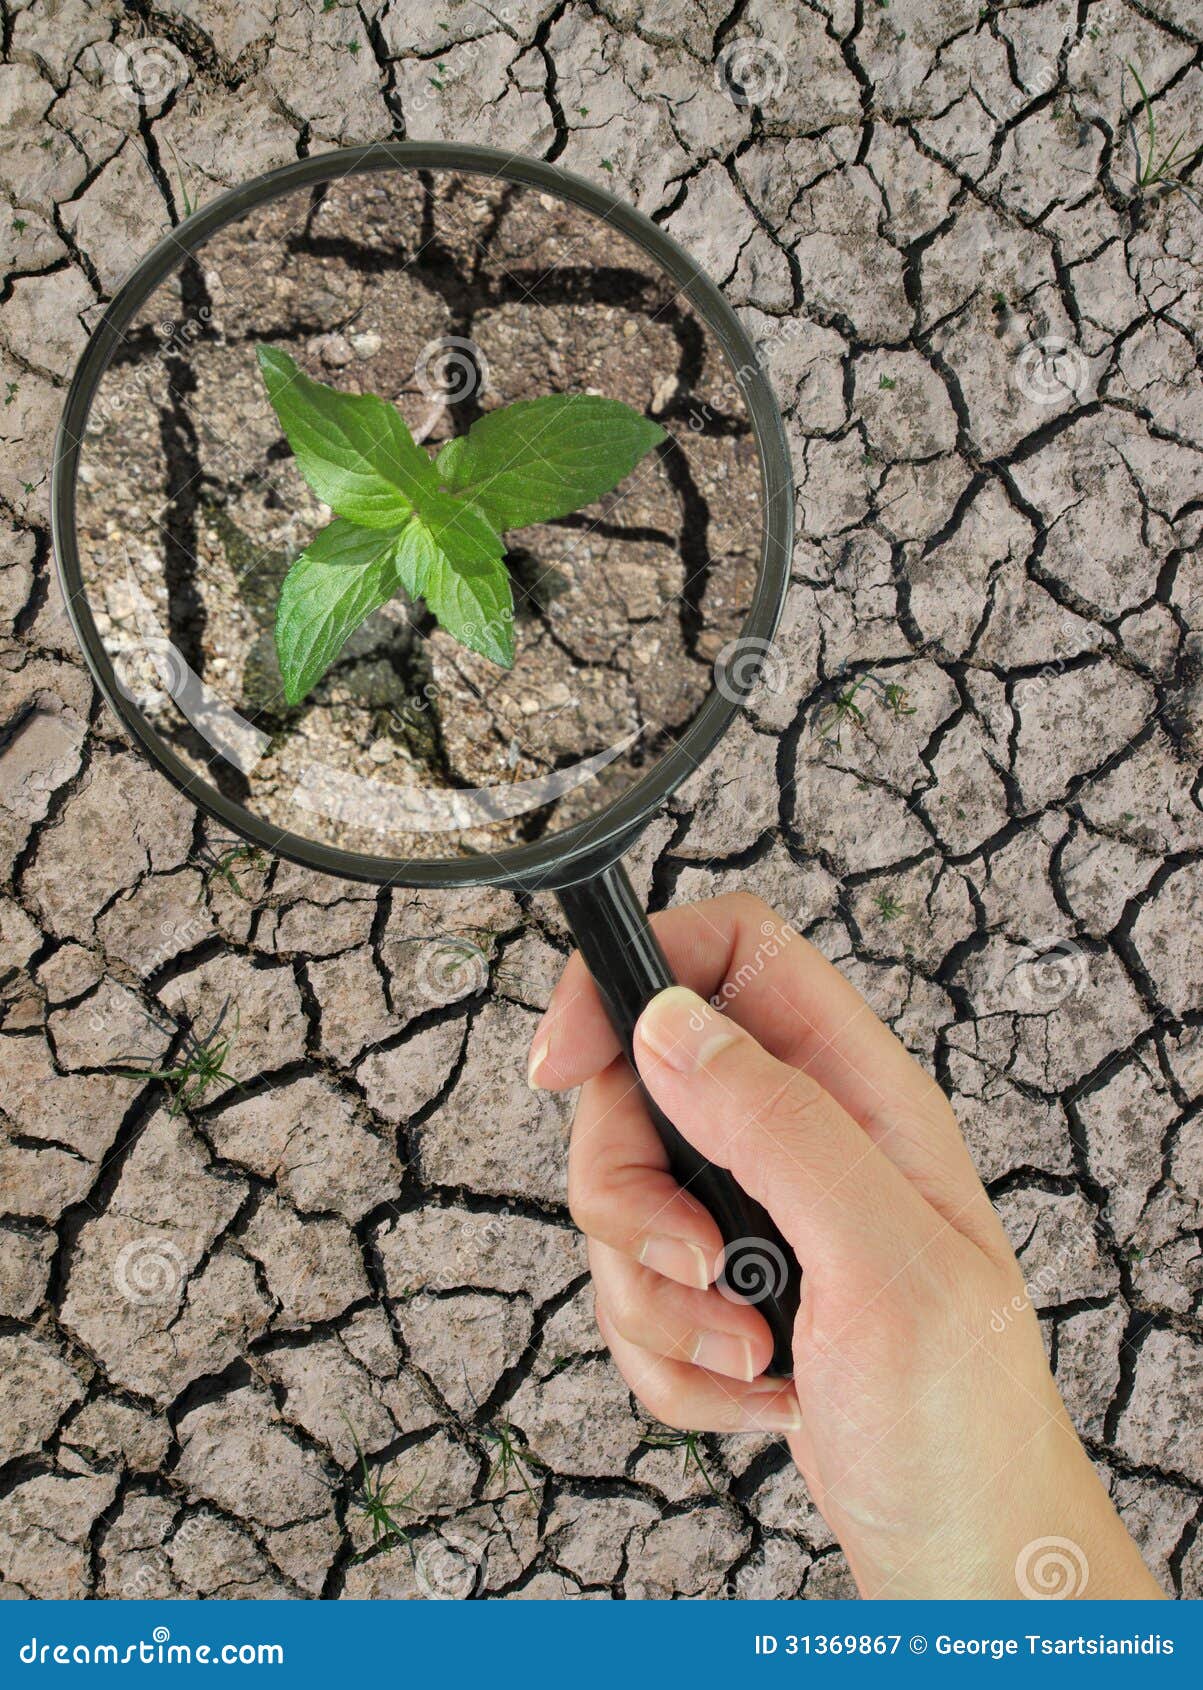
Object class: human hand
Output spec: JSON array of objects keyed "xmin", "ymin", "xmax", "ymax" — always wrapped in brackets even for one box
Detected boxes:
[{"xmin": 528, "ymin": 894, "xmax": 1164, "ymax": 1600}]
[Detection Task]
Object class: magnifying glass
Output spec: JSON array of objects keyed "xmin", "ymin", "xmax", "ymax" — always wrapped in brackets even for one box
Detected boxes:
[{"xmin": 52, "ymin": 143, "xmax": 799, "ymax": 1374}]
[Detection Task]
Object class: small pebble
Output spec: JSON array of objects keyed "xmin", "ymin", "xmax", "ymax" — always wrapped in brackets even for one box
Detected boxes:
[
  {"xmin": 350, "ymin": 329, "xmax": 382, "ymax": 359},
  {"xmin": 317, "ymin": 333, "xmax": 353, "ymax": 368},
  {"xmin": 650, "ymin": 373, "xmax": 679, "ymax": 415}
]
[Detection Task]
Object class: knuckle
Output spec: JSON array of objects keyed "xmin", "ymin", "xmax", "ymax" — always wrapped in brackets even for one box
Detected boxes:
[
  {"xmin": 728, "ymin": 1068, "xmax": 827, "ymax": 1195},
  {"xmin": 602, "ymin": 1277, "xmax": 645, "ymax": 1340},
  {"xmin": 755, "ymin": 1066, "xmax": 826, "ymax": 1139},
  {"xmin": 726, "ymin": 889, "xmax": 777, "ymax": 928},
  {"xmin": 566, "ymin": 1176, "xmax": 605, "ymax": 1240},
  {"xmin": 637, "ymin": 1378, "xmax": 688, "ymax": 1429}
]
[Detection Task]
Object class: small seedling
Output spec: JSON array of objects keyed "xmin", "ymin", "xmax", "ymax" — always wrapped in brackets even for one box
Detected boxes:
[
  {"xmin": 116, "ymin": 1001, "xmax": 239, "ymax": 1115},
  {"xmin": 816, "ymin": 676, "xmax": 868, "ymax": 746},
  {"xmin": 12, "ymin": 217, "xmax": 27, "ymax": 233},
  {"xmin": 880, "ymin": 681, "xmax": 916, "ymax": 718},
  {"xmin": 4, "ymin": 382, "xmax": 17, "ymax": 406},
  {"xmin": 164, "ymin": 138, "xmax": 194, "ymax": 219},
  {"xmin": 255, "ymin": 346, "xmax": 664, "ymax": 703},
  {"xmin": 872, "ymin": 889, "xmax": 904, "ymax": 922},
  {"xmin": 878, "ymin": 373, "xmax": 896, "ymax": 390},
  {"xmin": 479, "ymin": 1420, "xmax": 545, "ymax": 1500},
  {"xmin": 341, "ymin": 1415, "xmax": 422, "ymax": 1561},
  {"xmin": 1125, "ymin": 63, "xmax": 1202, "ymax": 208},
  {"xmin": 194, "ymin": 839, "xmax": 265, "ymax": 901},
  {"xmin": 640, "ymin": 1425, "xmax": 722, "ymax": 1497}
]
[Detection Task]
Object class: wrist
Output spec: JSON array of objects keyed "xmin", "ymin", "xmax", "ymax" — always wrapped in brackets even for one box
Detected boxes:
[{"xmin": 833, "ymin": 1419, "xmax": 1166, "ymax": 1601}]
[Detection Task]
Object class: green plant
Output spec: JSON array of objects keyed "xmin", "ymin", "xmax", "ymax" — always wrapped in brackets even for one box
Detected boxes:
[
  {"xmin": 878, "ymin": 372, "xmax": 896, "ymax": 390},
  {"xmin": 1125, "ymin": 63, "xmax": 1201, "ymax": 207},
  {"xmin": 116, "ymin": 1002, "xmax": 239, "ymax": 1115},
  {"xmin": 341, "ymin": 1415, "xmax": 421, "ymax": 1561},
  {"xmin": 164, "ymin": 138, "xmax": 194, "ymax": 219},
  {"xmin": 880, "ymin": 681, "xmax": 916, "ymax": 718},
  {"xmin": 194, "ymin": 840, "xmax": 265, "ymax": 901},
  {"xmin": 872, "ymin": 889, "xmax": 904, "ymax": 922},
  {"xmin": 255, "ymin": 346, "xmax": 665, "ymax": 704},
  {"xmin": 479, "ymin": 1420, "xmax": 545, "ymax": 1500},
  {"xmin": 816, "ymin": 676, "xmax": 868, "ymax": 745},
  {"xmin": 640, "ymin": 1425, "xmax": 721, "ymax": 1497}
]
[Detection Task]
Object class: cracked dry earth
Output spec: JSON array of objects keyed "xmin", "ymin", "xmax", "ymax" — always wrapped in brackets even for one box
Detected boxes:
[{"xmin": 1, "ymin": 0, "xmax": 1202, "ymax": 1604}]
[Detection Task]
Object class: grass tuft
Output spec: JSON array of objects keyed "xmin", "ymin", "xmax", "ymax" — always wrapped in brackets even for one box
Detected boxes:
[
  {"xmin": 341, "ymin": 1414, "xmax": 422, "ymax": 1562},
  {"xmin": 1125, "ymin": 63, "xmax": 1201, "ymax": 209},
  {"xmin": 116, "ymin": 1000, "xmax": 239, "ymax": 1115},
  {"xmin": 640, "ymin": 1425, "xmax": 723, "ymax": 1497}
]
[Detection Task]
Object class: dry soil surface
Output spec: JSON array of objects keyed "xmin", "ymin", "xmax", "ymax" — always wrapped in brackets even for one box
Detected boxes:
[{"xmin": 1, "ymin": 0, "xmax": 1201, "ymax": 1603}]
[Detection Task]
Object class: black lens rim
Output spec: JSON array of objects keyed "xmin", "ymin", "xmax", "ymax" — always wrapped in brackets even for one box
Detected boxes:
[{"xmin": 51, "ymin": 142, "xmax": 793, "ymax": 891}]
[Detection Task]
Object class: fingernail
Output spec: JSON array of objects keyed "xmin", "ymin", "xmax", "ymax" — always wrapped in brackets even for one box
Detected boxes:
[
  {"xmin": 637, "ymin": 987, "xmax": 739, "ymax": 1075},
  {"xmin": 639, "ymin": 1234, "xmax": 710, "ymax": 1290},
  {"xmin": 748, "ymin": 1396, "xmax": 803, "ymax": 1433},
  {"xmin": 691, "ymin": 1331, "xmax": 756, "ymax": 1383},
  {"xmin": 527, "ymin": 1032, "xmax": 550, "ymax": 1089}
]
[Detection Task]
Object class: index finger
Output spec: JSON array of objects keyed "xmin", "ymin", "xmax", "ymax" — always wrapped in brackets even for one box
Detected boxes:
[
  {"xmin": 530, "ymin": 892, "xmax": 910, "ymax": 1105},
  {"xmin": 530, "ymin": 893, "xmax": 991, "ymax": 1228}
]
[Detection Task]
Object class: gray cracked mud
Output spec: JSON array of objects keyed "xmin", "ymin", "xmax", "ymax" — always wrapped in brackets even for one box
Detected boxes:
[{"xmin": 0, "ymin": 0, "xmax": 1201, "ymax": 1603}]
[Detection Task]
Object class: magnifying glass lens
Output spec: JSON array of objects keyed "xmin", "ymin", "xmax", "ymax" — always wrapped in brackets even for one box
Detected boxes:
[{"xmin": 74, "ymin": 167, "xmax": 765, "ymax": 868}]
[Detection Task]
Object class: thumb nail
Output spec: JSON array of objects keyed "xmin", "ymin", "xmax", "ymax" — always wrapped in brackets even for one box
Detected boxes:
[{"xmin": 637, "ymin": 987, "xmax": 739, "ymax": 1075}]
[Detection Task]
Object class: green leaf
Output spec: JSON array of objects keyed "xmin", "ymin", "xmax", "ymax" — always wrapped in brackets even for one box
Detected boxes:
[
  {"xmin": 274, "ymin": 519, "xmax": 406, "ymax": 705},
  {"xmin": 390, "ymin": 491, "xmax": 512, "ymax": 666},
  {"xmin": 422, "ymin": 542, "xmax": 514, "ymax": 668},
  {"xmin": 435, "ymin": 393, "xmax": 666, "ymax": 531},
  {"xmin": 390, "ymin": 516, "xmax": 441, "ymax": 602},
  {"xmin": 416, "ymin": 486, "xmax": 506, "ymax": 569},
  {"xmin": 257, "ymin": 344, "xmax": 438, "ymax": 529}
]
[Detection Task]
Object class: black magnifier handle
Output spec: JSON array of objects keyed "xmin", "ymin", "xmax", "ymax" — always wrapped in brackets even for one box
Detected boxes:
[{"xmin": 557, "ymin": 860, "xmax": 800, "ymax": 1378}]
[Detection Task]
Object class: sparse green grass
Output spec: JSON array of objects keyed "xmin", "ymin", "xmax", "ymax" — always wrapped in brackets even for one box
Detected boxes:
[
  {"xmin": 480, "ymin": 1421, "xmax": 545, "ymax": 1500},
  {"xmin": 817, "ymin": 673, "xmax": 919, "ymax": 746},
  {"xmin": 640, "ymin": 1426, "xmax": 722, "ymax": 1497},
  {"xmin": 163, "ymin": 138, "xmax": 194, "ymax": 220},
  {"xmin": 1125, "ymin": 63, "xmax": 1201, "ymax": 208},
  {"xmin": 816, "ymin": 676, "xmax": 868, "ymax": 746},
  {"xmin": 872, "ymin": 889, "xmax": 904, "ymax": 923},
  {"xmin": 341, "ymin": 1415, "xmax": 421, "ymax": 1562},
  {"xmin": 881, "ymin": 681, "xmax": 916, "ymax": 718},
  {"xmin": 195, "ymin": 840, "xmax": 265, "ymax": 901},
  {"xmin": 117, "ymin": 1002, "xmax": 239, "ymax": 1115}
]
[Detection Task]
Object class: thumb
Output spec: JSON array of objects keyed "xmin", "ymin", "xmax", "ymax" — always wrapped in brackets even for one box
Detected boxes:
[{"xmin": 633, "ymin": 986, "xmax": 941, "ymax": 1282}]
